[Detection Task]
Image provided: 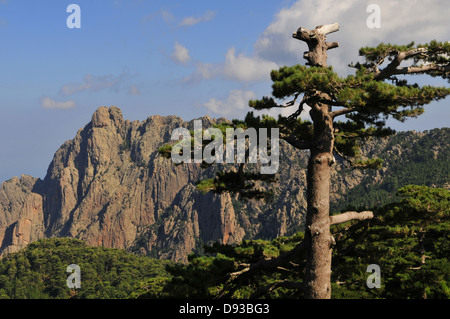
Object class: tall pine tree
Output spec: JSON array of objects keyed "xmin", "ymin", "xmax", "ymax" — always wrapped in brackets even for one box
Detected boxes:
[
  {"xmin": 246, "ymin": 23, "xmax": 449, "ymax": 298},
  {"xmin": 159, "ymin": 23, "xmax": 449, "ymax": 299}
]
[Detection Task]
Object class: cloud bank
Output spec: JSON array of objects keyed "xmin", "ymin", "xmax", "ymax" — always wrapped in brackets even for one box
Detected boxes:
[
  {"xmin": 203, "ymin": 90, "xmax": 256, "ymax": 116},
  {"xmin": 254, "ymin": 0, "xmax": 450, "ymax": 75},
  {"xmin": 194, "ymin": 0, "xmax": 449, "ymax": 118},
  {"xmin": 41, "ymin": 97, "xmax": 76, "ymax": 110}
]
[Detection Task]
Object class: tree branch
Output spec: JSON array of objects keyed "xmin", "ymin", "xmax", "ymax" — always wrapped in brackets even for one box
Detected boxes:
[
  {"xmin": 284, "ymin": 93, "xmax": 301, "ymax": 107},
  {"xmin": 292, "ymin": 27, "xmax": 312, "ymax": 42},
  {"xmin": 330, "ymin": 107, "xmax": 356, "ymax": 118},
  {"xmin": 282, "ymin": 135, "xmax": 312, "ymax": 150},
  {"xmin": 292, "ymin": 23, "xmax": 339, "ymax": 43},
  {"xmin": 330, "ymin": 211, "xmax": 374, "ymax": 226},
  {"xmin": 394, "ymin": 64, "xmax": 450, "ymax": 76},
  {"xmin": 216, "ymin": 241, "xmax": 305, "ymax": 298},
  {"xmin": 374, "ymin": 48, "xmax": 428, "ymax": 80},
  {"xmin": 326, "ymin": 41, "xmax": 339, "ymax": 50},
  {"xmin": 316, "ymin": 23, "xmax": 340, "ymax": 36},
  {"xmin": 333, "ymin": 147, "xmax": 357, "ymax": 167}
]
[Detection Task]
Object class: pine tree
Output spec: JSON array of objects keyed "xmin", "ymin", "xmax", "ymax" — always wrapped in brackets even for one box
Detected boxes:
[
  {"xmin": 245, "ymin": 23, "xmax": 449, "ymax": 299},
  {"xmin": 158, "ymin": 23, "xmax": 449, "ymax": 299}
]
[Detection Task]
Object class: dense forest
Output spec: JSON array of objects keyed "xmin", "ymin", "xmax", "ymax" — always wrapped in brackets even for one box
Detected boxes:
[
  {"xmin": 0, "ymin": 185, "xmax": 448, "ymax": 299},
  {"xmin": 0, "ymin": 238, "xmax": 171, "ymax": 299},
  {"xmin": 332, "ymin": 128, "xmax": 449, "ymax": 212}
]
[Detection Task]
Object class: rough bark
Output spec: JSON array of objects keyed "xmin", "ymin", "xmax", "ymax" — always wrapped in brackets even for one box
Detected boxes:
[
  {"xmin": 294, "ymin": 23, "xmax": 339, "ymax": 299},
  {"xmin": 293, "ymin": 23, "xmax": 339, "ymax": 67},
  {"xmin": 293, "ymin": 22, "xmax": 378, "ymax": 299},
  {"xmin": 304, "ymin": 100, "xmax": 335, "ymax": 299}
]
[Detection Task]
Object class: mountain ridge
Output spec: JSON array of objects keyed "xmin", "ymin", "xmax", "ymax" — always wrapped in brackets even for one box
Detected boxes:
[{"xmin": 0, "ymin": 106, "xmax": 448, "ymax": 262}]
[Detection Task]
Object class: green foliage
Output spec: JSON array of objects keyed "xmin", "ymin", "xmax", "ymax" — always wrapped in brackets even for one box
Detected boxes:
[
  {"xmin": 268, "ymin": 65, "xmax": 341, "ymax": 100},
  {"xmin": 158, "ymin": 114, "xmax": 281, "ymax": 199},
  {"xmin": 195, "ymin": 171, "xmax": 276, "ymax": 200},
  {"xmin": 0, "ymin": 238, "xmax": 172, "ymax": 299},
  {"xmin": 358, "ymin": 42, "xmax": 418, "ymax": 62},
  {"xmin": 156, "ymin": 233, "xmax": 305, "ymax": 299},
  {"xmin": 0, "ymin": 186, "xmax": 447, "ymax": 299},
  {"xmin": 247, "ymin": 40, "xmax": 449, "ymax": 170},
  {"xmin": 332, "ymin": 185, "xmax": 450, "ymax": 299},
  {"xmin": 157, "ymin": 144, "xmax": 173, "ymax": 159},
  {"xmin": 153, "ymin": 185, "xmax": 449, "ymax": 299},
  {"xmin": 196, "ymin": 178, "xmax": 217, "ymax": 194},
  {"xmin": 358, "ymin": 40, "xmax": 450, "ymax": 81},
  {"xmin": 332, "ymin": 128, "xmax": 450, "ymax": 212}
]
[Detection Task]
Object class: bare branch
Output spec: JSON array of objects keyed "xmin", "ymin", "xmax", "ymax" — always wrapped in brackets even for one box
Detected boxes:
[
  {"xmin": 326, "ymin": 41, "xmax": 339, "ymax": 50},
  {"xmin": 330, "ymin": 211, "xmax": 374, "ymax": 226},
  {"xmin": 316, "ymin": 23, "xmax": 340, "ymax": 36},
  {"xmin": 293, "ymin": 23, "xmax": 339, "ymax": 43},
  {"xmin": 292, "ymin": 27, "xmax": 312, "ymax": 42},
  {"xmin": 330, "ymin": 107, "xmax": 356, "ymax": 118},
  {"xmin": 395, "ymin": 64, "xmax": 450, "ymax": 76}
]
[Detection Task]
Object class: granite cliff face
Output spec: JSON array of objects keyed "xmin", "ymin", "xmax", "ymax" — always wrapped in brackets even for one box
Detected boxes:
[
  {"xmin": 0, "ymin": 175, "xmax": 44, "ymax": 256},
  {"xmin": 0, "ymin": 106, "xmax": 302, "ymax": 262},
  {"xmin": 0, "ymin": 107, "xmax": 448, "ymax": 262}
]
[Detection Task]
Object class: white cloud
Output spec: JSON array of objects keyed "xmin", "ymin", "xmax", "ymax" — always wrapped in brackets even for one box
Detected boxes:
[
  {"xmin": 223, "ymin": 48, "xmax": 279, "ymax": 82},
  {"xmin": 187, "ymin": 0, "xmax": 449, "ymax": 121},
  {"xmin": 60, "ymin": 71, "xmax": 133, "ymax": 96},
  {"xmin": 41, "ymin": 97, "xmax": 76, "ymax": 110},
  {"xmin": 183, "ymin": 48, "xmax": 278, "ymax": 83},
  {"xmin": 203, "ymin": 90, "xmax": 256, "ymax": 117},
  {"xmin": 171, "ymin": 41, "xmax": 191, "ymax": 64},
  {"xmin": 195, "ymin": 63, "xmax": 219, "ymax": 80},
  {"xmin": 254, "ymin": 0, "xmax": 450, "ymax": 76},
  {"xmin": 179, "ymin": 10, "xmax": 215, "ymax": 27},
  {"xmin": 184, "ymin": 0, "xmax": 449, "ymax": 85},
  {"xmin": 182, "ymin": 62, "xmax": 223, "ymax": 84}
]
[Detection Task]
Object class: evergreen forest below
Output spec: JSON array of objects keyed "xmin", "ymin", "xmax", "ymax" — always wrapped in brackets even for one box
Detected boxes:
[{"xmin": 0, "ymin": 185, "xmax": 448, "ymax": 299}]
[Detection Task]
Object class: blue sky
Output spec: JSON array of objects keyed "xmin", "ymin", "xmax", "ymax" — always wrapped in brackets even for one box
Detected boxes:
[{"xmin": 0, "ymin": 0, "xmax": 449, "ymax": 183}]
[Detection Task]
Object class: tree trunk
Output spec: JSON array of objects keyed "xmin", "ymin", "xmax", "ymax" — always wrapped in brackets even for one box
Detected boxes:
[
  {"xmin": 304, "ymin": 151, "xmax": 332, "ymax": 298},
  {"xmin": 304, "ymin": 102, "xmax": 335, "ymax": 299},
  {"xmin": 293, "ymin": 22, "xmax": 339, "ymax": 299}
]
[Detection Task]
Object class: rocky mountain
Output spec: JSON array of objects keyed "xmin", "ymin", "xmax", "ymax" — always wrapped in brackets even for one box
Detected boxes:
[{"xmin": 0, "ymin": 106, "xmax": 448, "ymax": 262}]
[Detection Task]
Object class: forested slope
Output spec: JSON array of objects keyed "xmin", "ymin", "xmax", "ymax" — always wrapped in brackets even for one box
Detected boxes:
[
  {"xmin": 0, "ymin": 238, "xmax": 171, "ymax": 299},
  {"xmin": 0, "ymin": 183, "xmax": 448, "ymax": 299}
]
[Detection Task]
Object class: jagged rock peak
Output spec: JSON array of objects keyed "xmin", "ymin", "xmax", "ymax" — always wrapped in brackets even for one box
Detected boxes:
[{"xmin": 91, "ymin": 106, "xmax": 124, "ymax": 128}]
